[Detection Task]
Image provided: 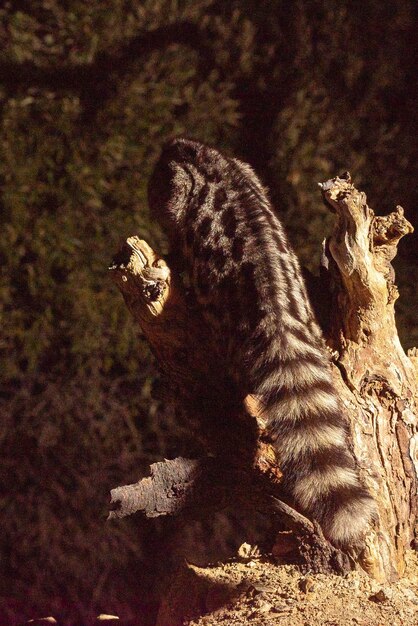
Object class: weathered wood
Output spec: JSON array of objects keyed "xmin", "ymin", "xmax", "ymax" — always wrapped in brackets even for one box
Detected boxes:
[
  {"xmin": 319, "ymin": 173, "xmax": 417, "ymax": 582},
  {"xmin": 109, "ymin": 458, "xmax": 203, "ymax": 519},
  {"xmin": 268, "ymin": 497, "xmax": 353, "ymax": 575},
  {"xmin": 107, "ymin": 453, "xmax": 351, "ymax": 575}
]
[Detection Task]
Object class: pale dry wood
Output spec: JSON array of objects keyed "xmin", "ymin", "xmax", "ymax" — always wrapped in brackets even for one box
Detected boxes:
[{"xmin": 320, "ymin": 173, "xmax": 417, "ymax": 582}]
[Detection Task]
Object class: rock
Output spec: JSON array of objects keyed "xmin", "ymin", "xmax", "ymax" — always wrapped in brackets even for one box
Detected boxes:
[
  {"xmin": 299, "ymin": 577, "xmax": 316, "ymax": 593},
  {"xmin": 237, "ymin": 543, "xmax": 261, "ymax": 562},
  {"xmin": 271, "ymin": 605, "xmax": 292, "ymax": 613},
  {"xmin": 402, "ymin": 588, "xmax": 418, "ymax": 604},
  {"xmin": 369, "ymin": 589, "xmax": 391, "ymax": 603},
  {"xmin": 258, "ymin": 602, "xmax": 273, "ymax": 613}
]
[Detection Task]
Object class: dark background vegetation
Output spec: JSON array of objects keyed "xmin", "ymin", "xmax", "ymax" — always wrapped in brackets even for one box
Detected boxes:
[{"xmin": 1, "ymin": 1, "xmax": 417, "ymax": 624}]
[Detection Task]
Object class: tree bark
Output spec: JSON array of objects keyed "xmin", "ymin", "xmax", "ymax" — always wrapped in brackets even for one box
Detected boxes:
[
  {"xmin": 318, "ymin": 173, "xmax": 417, "ymax": 581},
  {"xmin": 109, "ymin": 175, "xmax": 417, "ymax": 584}
]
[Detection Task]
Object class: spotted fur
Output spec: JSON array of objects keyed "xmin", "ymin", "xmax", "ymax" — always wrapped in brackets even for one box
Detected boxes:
[{"xmin": 148, "ymin": 137, "xmax": 375, "ymax": 548}]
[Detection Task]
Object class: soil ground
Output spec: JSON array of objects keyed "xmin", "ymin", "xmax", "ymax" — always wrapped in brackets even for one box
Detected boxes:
[{"xmin": 157, "ymin": 550, "xmax": 418, "ymax": 626}]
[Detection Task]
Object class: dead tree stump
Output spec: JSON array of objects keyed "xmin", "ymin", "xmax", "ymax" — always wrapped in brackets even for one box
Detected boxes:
[
  {"xmin": 318, "ymin": 173, "xmax": 417, "ymax": 581},
  {"xmin": 109, "ymin": 175, "xmax": 417, "ymax": 584}
]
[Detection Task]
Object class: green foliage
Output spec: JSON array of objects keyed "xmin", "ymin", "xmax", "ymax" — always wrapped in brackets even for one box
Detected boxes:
[{"xmin": 0, "ymin": 0, "xmax": 416, "ymax": 622}]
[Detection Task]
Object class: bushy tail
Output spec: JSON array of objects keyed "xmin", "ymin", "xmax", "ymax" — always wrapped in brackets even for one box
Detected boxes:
[{"xmin": 253, "ymin": 321, "xmax": 375, "ymax": 548}]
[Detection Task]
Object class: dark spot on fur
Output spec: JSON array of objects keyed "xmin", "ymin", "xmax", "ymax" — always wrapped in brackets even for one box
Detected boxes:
[
  {"xmin": 198, "ymin": 216, "xmax": 212, "ymax": 239},
  {"xmin": 241, "ymin": 261, "xmax": 256, "ymax": 284},
  {"xmin": 200, "ymin": 245, "xmax": 213, "ymax": 263},
  {"xmin": 221, "ymin": 206, "xmax": 238, "ymax": 239},
  {"xmin": 187, "ymin": 197, "xmax": 199, "ymax": 222},
  {"xmin": 231, "ymin": 237, "xmax": 244, "ymax": 262},
  {"xmin": 219, "ymin": 273, "xmax": 236, "ymax": 295},
  {"xmin": 211, "ymin": 247, "xmax": 228, "ymax": 272},
  {"xmin": 213, "ymin": 187, "xmax": 228, "ymax": 211},
  {"xmin": 205, "ymin": 169, "xmax": 222, "ymax": 183},
  {"xmin": 197, "ymin": 183, "xmax": 209, "ymax": 206}
]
